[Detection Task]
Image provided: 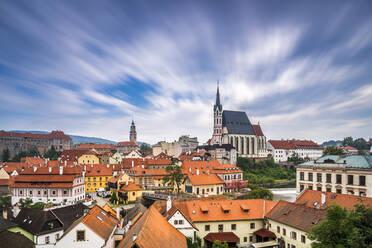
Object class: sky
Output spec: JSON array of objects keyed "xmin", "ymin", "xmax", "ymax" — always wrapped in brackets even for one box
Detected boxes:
[{"xmin": 0, "ymin": 0, "xmax": 372, "ymax": 144}]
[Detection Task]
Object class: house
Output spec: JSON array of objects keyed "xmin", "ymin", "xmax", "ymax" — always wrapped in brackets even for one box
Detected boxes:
[
  {"xmin": 97, "ymin": 152, "xmax": 112, "ymax": 164},
  {"xmin": 55, "ymin": 205, "xmax": 118, "ymax": 248},
  {"xmin": 109, "ymin": 152, "xmax": 125, "ymax": 164},
  {"xmin": 0, "ymin": 229, "xmax": 35, "ymax": 248},
  {"xmin": 75, "ymin": 144, "xmax": 115, "ymax": 152},
  {"xmin": 126, "ymin": 167, "xmax": 170, "ymax": 190},
  {"xmin": 197, "ymin": 144, "xmax": 237, "ymax": 165},
  {"xmin": 124, "ymin": 150, "xmax": 143, "ymax": 159},
  {"xmin": 59, "ymin": 150, "xmax": 89, "ymax": 164},
  {"xmin": 51, "ymin": 202, "xmax": 89, "ymax": 230},
  {"xmin": 296, "ymin": 155, "xmax": 372, "ymax": 197},
  {"xmin": 0, "ymin": 167, "xmax": 11, "ymax": 195},
  {"xmin": 268, "ymin": 140, "xmax": 323, "ymax": 163},
  {"xmin": 182, "ymin": 173, "xmax": 225, "ymax": 196},
  {"xmin": 78, "ymin": 151, "xmax": 100, "ymax": 164},
  {"xmin": 159, "ymin": 198, "xmax": 278, "ymax": 247},
  {"xmin": 10, "ymin": 166, "xmax": 85, "ymax": 205},
  {"xmin": 108, "ymin": 172, "xmax": 134, "ymax": 198},
  {"xmin": 14, "ymin": 208, "xmax": 64, "ymax": 248},
  {"xmin": 84, "ymin": 164, "xmax": 113, "ymax": 192},
  {"xmin": 117, "ymin": 206, "xmax": 187, "ymax": 248},
  {"xmin": 341, "ymin": 146, "xmax": 358, "ymax": 155},
  {"xmin": 295, "ymin": 189, "xmax": 372, "ymax": 210},
  {"xmin": 118, "ymin": 181, "xmax": 144, "ymax": 203},
  {"xmin": 146, "ymin": 158, "xmax": 172, "ymax": 169},
  {"xmin": 116, "ymin": 141, "xmax": 138, "ymax": 154},
  {"xmin": 266, "ymin": 200, "xmax": 326, "ymax": 248}
]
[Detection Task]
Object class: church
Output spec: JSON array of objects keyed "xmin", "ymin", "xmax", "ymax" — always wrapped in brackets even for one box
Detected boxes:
[{"xmin": 210, "ymin": 84, "xmax": 268, "ymax": 158}]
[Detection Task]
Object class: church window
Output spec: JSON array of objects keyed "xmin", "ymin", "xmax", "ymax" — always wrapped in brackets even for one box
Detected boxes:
[
  {"xmin": 235, "ymin": 138, "xmax": 239, "ymax": 151},
  {"xmin": 246, "ymin": 137, "xmax": 250, "ymax": 154},
  {"xmin": 251, "ymin": 138, "xmax": 255, "ymax": 154},
  {"xmin": 241, "ymin": 137, "xmax": 244, "ymax": 154}
]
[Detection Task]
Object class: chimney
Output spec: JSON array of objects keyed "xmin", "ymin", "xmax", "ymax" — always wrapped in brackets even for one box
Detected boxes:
[
  {"xmin": 64, "ymin": 161, "xmax": 67, "ymax": 166},
  {"xmin": 2, "ymin": 209, "xmax": 8, "ymax": 219},
  {"xmin": 196, "ymin": 169, "xmax": 199, "ymax": 175},
  {"xmin": 142, "ymin": 165, "xmax": 144, "ymax": 169},
  {"xmin": 59, "ymin": 166, "xmax": 63, "ymax": 175},
  {"xmin": 166, "ymin": 196, "xmax": 172, "ymax": 212},
  {"xmin": 84, "ymin": 165, "xmax": 86, "ymax": 171},
  {"xmin": 133, "ymin": 234, "xmax": 137, "ymax": 241},
  {"xmin": 107, "ymin": 164, "xmax": 109, "ymax": 168},
  {"xmin": 49, "ymin": 167, "xmax": 52, "ymax": 173},
  {"xmin": 126, "ymin": 181, "xmax": 129, "ymax": 186},
  {"xmin": 132, "ymin": 161, "xmax": 134, "ymax": 167},
  {"xmin": 321, "ymin": 192, "xmax": 326, "ymax": 205},
  {"xmin": 33, "ymin": 167, "xmax": 37, "ymax": 173}
]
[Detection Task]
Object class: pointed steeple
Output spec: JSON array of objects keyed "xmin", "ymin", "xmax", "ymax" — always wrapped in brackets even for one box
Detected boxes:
[{"xmin": 214, "ymin": 81, "xmax": 222, "ymax": 112}]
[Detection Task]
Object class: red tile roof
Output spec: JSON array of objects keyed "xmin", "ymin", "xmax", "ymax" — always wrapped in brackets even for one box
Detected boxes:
[
  {"xmin": 266, "ymin": 200, "xmax": 326, "ymax": 233},
  {"xmin": 76, "ymin": 144, "xmax": 116, "ymax": 150},
  {"xmin": 295, "ymin": 189, "xmax": 372, "ymax": 210},
  {"xmin": 186, "ymin": 173, "xmax": 225, "ymax": 186},
  {"xmin": 116, "ymin": 141, "xmax": 137, "ymax": 147},
  {"xmin": 81, "ymin": 205, "xmax": 118, "ymax": 241},
  {"xmin": 118, "ymin": 206, "xmax": 187, "ymax": 248},
  {"xmin": 119, "ymin": 182, "xmax": 141, "ymax": 192},
  {"xmin": 0, "ymin": 130, "xmax": 71, "ymax": 140},
  {"xmin": 60, "ymin": 149, "xmax": 89, "ymax": 162},
  {"xmin": 252, "ymin": 124, "xmax": 264, "ymax": 136},
  {"xmin": 204, "ymin": 232, "xmax": 239, "ymax": 243},
  {"xmin": 254, "ymin": 228, "xmax": 276, "ymax": 239},
  {"xmin": 268, "ymin": 139, "xmax": 322, "ymax": 150},
  {"xmin": 85, "ymin": 164, "xmax": 113, "ymax": 177}
]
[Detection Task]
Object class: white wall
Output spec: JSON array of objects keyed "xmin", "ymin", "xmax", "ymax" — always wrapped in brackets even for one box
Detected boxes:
[
  {"xmin": 55, "ymin": 222, "xmax": 105, "ymax": 248},
  {"xmin": 168, "ymin": 210, "xmax": 196, "ymax": 241},
  {"xmin": 35, "ymin": 230, "xmax": 64, "ymax": 248}
]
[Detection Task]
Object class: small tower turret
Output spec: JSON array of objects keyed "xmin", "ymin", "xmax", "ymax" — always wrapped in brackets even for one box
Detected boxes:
[
  {"xmin": 129, "ymin": 119, "xmax": 137, "ymax": 143},
  {"xmin": 211, "ymin": 82, "xmax": 223, "ymax": 145}
]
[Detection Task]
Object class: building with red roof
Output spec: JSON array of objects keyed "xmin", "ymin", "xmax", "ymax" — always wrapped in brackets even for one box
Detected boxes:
[{"xmin": 268, "ymin": 139, "xmax": 323, "ymax": 162}]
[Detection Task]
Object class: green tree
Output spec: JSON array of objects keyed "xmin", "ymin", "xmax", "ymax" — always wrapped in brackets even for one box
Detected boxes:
[
  {"xmin": 288, "ymin": 153, "xmax": 305, "ymax": 165},
  {"xmin": 358, "ymin": 150, "xmax": 367, "ymax": 155},
  {"xmin": 309, "ymin": 204, "xmax": 351, "ymax": 248},
  {"xmin": 0, "ymin": 196, "xmax": 11, "ymax": 207},
  {"xmin": 44, "ymin": 145, "xmax": 61, "ymax": 160},
  {"xmin": 19, "ymin": 198, "xmax": 33, "ymax": 208},
  {"xmin": 1, "ymin": 148, "xmax": 10, "ymax": 162},
  {"xmin": 346, "ymin": 204, "xmax": 372, "ymax": 247},
  {"xmin": 343, "ymin": 137, "xmax": 354, "ymax": 146},
  {"xmin": 353, "ymin": 138, "xmax": 368, "ymax": 151},
  {"xmin": 240, "ymin": 187, "xmax": 274, "ymax": 200},
  {"xmin": 110, "ymin": 192, "xmax": 118, "ymax": 204},
  {"xmin": 212, "ymin": 240, "xmax": 228, "ymax": 248},
  {"xmin": 139, "ymin": 143, "xmax": 151, "ymax": 155},
  {"xmin": 163, "ymin": 162, "xmax": 184, "ymax": 195},
  {"xmin": 30, "ymin": 202, "xmax": 46, "ymax": 210},
  {"xmin": 323, "ymin": 146, "xmax": 345, "ymax": 156}
]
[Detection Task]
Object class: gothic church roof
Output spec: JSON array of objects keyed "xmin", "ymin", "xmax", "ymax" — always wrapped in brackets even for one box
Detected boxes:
[{"xmin": 222, "ymin": 110, "xmax": 255, "ymax": 135}]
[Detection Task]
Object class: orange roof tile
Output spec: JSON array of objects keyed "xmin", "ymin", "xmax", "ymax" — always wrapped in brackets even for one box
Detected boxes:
[
  {"xmin": 186, "ymin": 173, "xmax": 225, "ymax": 186},
  {"xmin": 117, "ymin": 141, "xmax": 137, "ymax": 147},
  {"xmin": 81, "ymin": 205, "xmax": 118, "ymax": 241},
  {"xmin": 76, "ymin": 144, "xmax": 116, "ymax": 150},
  {"xmin": 118, "ymin": 206, "xmax": 187, "ymax": 248},
  {"xmin": 0, "ymin": 130, "xmax": 71, "ymax": 140},
  {"xmin": 295, "ymin": 189, "xmax": 372, "ymax": 210},
  {"xmin": 119, "ymin": 182, "xmax": 141, "ymax": 192},
  {"xmin": 268, "ymin": 139, "xmax": 322, "ymax": 150},
  {"xmin": 85, "ymin": 164, "xmax": 113, "ymax": 177}
]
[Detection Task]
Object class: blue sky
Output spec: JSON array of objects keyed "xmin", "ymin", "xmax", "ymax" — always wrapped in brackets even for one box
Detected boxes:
[{"xmin": 1, "ymin": 0, "xmax": 372, "ymax": 144}]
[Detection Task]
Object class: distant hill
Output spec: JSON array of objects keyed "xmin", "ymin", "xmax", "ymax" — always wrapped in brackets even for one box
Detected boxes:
[
  {"xmin": 10, "ymin": 130, "xmax": 117, "ymax": 145},
  {"xmin": 321, "ymin": 140, "xmax": 343, "ymax": 147}
]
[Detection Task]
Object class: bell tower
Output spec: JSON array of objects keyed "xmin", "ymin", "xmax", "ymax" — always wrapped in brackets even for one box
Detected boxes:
[
  {"xmin": 129, "ymin": 119, "xmax": 137, "ymax": 143},
  {"xmin": 211, "ymin": 82, "xmax": 223, "ymax": 145}
]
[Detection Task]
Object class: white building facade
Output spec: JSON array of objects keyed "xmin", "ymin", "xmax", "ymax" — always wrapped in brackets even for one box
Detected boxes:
[{"xmin": 268, "ymin": 140, "xmax": 323, "ymax": 163}]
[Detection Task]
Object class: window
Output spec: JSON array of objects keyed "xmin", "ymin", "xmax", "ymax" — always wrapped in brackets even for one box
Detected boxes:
[
  {"xmin": 291, "ymin": 245, "xmax": 296, "ymax": 248},
  {"xmin": 243, "ymin": 237, "xmax": 247, "ymax": 242},
  {"xmin": 336, "ymin": 188, "xmax": 342, "ymax": 194},
  {"xmin": 300, "ymin": 185, "xmax": 304, "ymax": 192},
  {"xmin": 326, "ymin": 188, "xmax": 331, "ymax": 192},
  {"xmin": 291, "ymin": 231, "xmax": 297, "ymax": 240},
  {"xmin": 174, "ymin": 220, "xmax": 178, "ymax": 225},
  {"xmin": 218, "ymin": 224, "xmax": 223, "ymax": 232},
  {"xmin": 45, "ymin": 236, "xmax": 50, "ymax": 244},
  {"xmin": 360, "ymin": 176, "xmax": 366, "ymax": 186},
  {"xmin": 76, "ymin": 230, "xmax": 85, "ymax": 241},
  {"xmin": 308, "ymin": 173, "xmax": 313, "ymax": 181},
  {"xmin": 249, "ymin": 236, "xmax": 253, "ymax": 242},
  {"xmin": 205, "ymin": 225, "xmax": 210, "ymax": 231},
  {"xmin": 19, "ymin": 190, "xmax": 23, "ymax": 195},
  {"xmin": 348, "ymin": 175, "xmax": 353, "ymax": 185},
  {"xmin": 38, "ymin": 191, "xmax": 41, "ymax": 195},
  {"xmin": 52, "ymin": 190, "xmax": 56, "ymax": 195},
  {"xmin": 63, "ymin": 190, "xmax": 67, "ymax": 195},
  {"xmin": 300, "ymin": 172, "xmax": 304, "ymax": 180},
  {"xmin": 309, "ymin": 185, "xmax": 313, "ymax": 190},
  {"xmin": 317, "ymin": 187, "xmax": 321, "ymax": 191},
  {"xmin": 277, "ymin": 226, "xmax": 280, "ymax": 233},
  {"xmin": 317, "ymin": 173, "xmax": 322, "ymax": 182},
  {"xmin": 301, "ymin": 235, "xmax": 306, "ymax": 243},
  {"xmin": 29, "ymin": 190, "xmax": 33, "ymax": 195},
  {"xmin": 326, "ymin": 174, "xmax": 332, "ymax": 183},
  {"xmin": 336, "ymin": 174, "xmax": 342, "ymax": 184},
  {"xmin": 250, "ymin": 223, "xmax": 255, "ymax": 229},
  {"xmin": 56, "ymin": 233, "xmax": 60, "ymax": 240},
  {"xmin": 132, "ymin": 192, "xmax": 135, "ymax": 196},
  {"xmin": 283, "ymin": 228, "xmax": 286, "ymax": 236},
  {"xmin": 231, "ymin": 224, "xmax": 236, "ymax": 230},
  {"xmin": 179, "ymin": 220, "xmax": 184, "ymax": 225}
]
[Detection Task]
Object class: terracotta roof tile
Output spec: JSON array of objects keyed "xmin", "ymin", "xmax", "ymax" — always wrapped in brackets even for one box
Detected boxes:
[
  {"xmin": 76, "ymin": 144, "xmax": 116, "ymax": 150},
  {"xmin": 269, "ymin": 139, "xmax": 322, "ymax": 150},
  {"xmin": 118, "ymin": 206, "xmax": 187, "ymax": 248},
  {"xmin": 117, "ymin": 141, "xmax": 137, "ymax": 147},
  {"xmin": 204, "ymin": 232, "xmax": 239, "ymax": 243},
  {"xmin": 186, "ymin": 173, "xmax": 225, "ymax": 186},
  {"xmin": 295, "ymin": 189, "xmax": 372, "ymax": 210},
  {"xmin": 0, "ymin": 130, "xmax": 71, "ymax": 140},
  {"xmin": 266, "ymin": 200, "xmax": 326, "ymax": 233},
  {"xmin": 252, "ymin": 124, "xmax": 264, "ymax": 136},
  {"xmin": 119, "ymin": 182, "xmax": 141, "ymax": 192}
]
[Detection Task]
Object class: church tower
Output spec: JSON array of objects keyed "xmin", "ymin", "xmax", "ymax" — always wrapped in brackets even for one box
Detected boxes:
[
  {"xmin": 211, "ymin": 82, "xmax": 223, "ymax": 145},
  {"xmin": 129, "ymin": 120, "xmax": 137, "ymax": 143}
]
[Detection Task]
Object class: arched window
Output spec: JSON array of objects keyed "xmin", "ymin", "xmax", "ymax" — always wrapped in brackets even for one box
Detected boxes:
[
  {"xmin": 235, "ymin": 137, "xmax": 239, "ymax": 152},
  {"xmin": 230, "ymin": 137, "xmax": 233, "ymax": 145},
  {"xmin": 246, "ymin": 137, "xmax": 250, "ymax": 154}
]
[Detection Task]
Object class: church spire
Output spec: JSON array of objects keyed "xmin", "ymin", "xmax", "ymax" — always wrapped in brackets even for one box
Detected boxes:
[{"xmin": 214, "ymin": 81, "xmax": 222, "ymax": 112}]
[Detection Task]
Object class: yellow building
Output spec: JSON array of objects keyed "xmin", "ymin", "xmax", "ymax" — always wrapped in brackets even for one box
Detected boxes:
[
  {"xmin": 182, "ymin": 173, "xmax": 225, "ymax": 196},
  {"xmin": 108, "ymin": 172, "xmax": 134, "ymax": 198},
  {"xmin": 85, "ymin": 165, "xmax": 113, "ymax": 192},
  {"xmin": 78, "ymin": 151, "xmax": 100, "ymax": 165},
  {"xmin": 118, "ymin": 181, "xmax": 144, "ymax": 203}
]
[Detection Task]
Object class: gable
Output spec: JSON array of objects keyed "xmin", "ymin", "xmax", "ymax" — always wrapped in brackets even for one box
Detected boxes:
[{"xmin": 168, "ymin": 210, "xmax": 196, "ymax": 230}]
